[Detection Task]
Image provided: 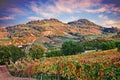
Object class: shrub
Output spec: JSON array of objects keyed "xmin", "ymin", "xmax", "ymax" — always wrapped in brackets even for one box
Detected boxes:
[{"xmin": 46, "ymin": 50, "xmax": 62, "ymax": 57}]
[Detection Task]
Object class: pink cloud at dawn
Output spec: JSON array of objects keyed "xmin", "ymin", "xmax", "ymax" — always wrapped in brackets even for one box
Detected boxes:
[{"xmin": 0, "ymin": 15, "xmax": 14, "ymax": 20}]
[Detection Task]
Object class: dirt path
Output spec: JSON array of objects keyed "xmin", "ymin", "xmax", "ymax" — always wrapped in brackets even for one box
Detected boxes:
[{"xmin": 0, "ymin": 65, "xmax": 35, "ymax": 80}]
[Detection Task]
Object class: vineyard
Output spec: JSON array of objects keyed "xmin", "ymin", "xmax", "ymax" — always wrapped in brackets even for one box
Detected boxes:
[{"xmin": 8, "ymin": 49, "xmax": 120, "ymax": 80}]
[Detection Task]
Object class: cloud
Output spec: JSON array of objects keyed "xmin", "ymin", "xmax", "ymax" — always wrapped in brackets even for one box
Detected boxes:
[
  {"xmin": 98, "ymin": 14, "xmax": 120, "ymax": 27},
  {"xmin": 104, "ymin": 20, "xmax": 120, "ymax": 28},
  {"xmin": 111, "ymin": 7, "xmax": 120, "ymax": 13},
  {"xmin": 106, "ymin": 20, "xmax": 120, "ymax": 25},
  {"xmin": 53, "ymin": 0, "xmax": 101, "ymax": 13},
  {"xmin": 30, "ymin": 0, "xmax": 120, "ymax": 19},
  {"xmin": 0, "ymin": 15, "xmax": 14, "ymax": 20},
  {"xmin": 9, "ymin": 8, "xmax": 24, "ymax": 14},
  {"xmin": 104, "ymin": 20, "xmax": 115, "ymax": 25},
  {"xmin": 28, "ymin": 16, "xmax": 42, "ymax": 20},
  {"xmin": 31, "ymin": 1, "xmax": 55, "ymax": 18},
  {"xmin": 62, "ymin": 16, "xmax": 79, "ymax": 23},
  {"xmin": 98, "ymin": 14, "xmax": 108, "ymax": 20},
  {"xmin": 100, "ymin": 19, "xmax": 120, "ymax": 27},
  {"xmin": 86, "ymin": 7, "xmax": 106, "ymax": 13},
  {"xmin": 86, "ymin": 4, "xmax": 120, "ymax": 14},
  {"xmin": 30, "ymin": 0, "xmax": 101, "ymax": 18}
]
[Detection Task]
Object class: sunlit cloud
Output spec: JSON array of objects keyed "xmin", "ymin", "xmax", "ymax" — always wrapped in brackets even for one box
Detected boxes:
[
  {"xmin": 104, "ymin": 20, "xmax": 120, "ymax": 28},
  {"xmin": 98, "ymin": 14, "xmax": 108, "ymax": 20},
  {"xmin": 0, "ymin": 15, "xmax": 14, "ymax": 20},
  {"xmin": 62, "ymin": 16, "xmax": 79, "ymax": 23},
  {"xmin": 31, "ymin": 0, "xmax": 101, "ymax": 18},
  {"xmin": 86, "ymin": 7, "xmax": 106, "ymax": 13},
  {"xmin": 28, "ymin": 16, "xmax": 42, "ymax": 20}
]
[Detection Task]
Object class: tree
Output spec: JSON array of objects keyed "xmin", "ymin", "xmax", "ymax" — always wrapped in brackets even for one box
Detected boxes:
[
  {"xmin": 0, "ymin": 45, "xmax": 25, "ymax": 65},
  {"xmin": 115, "ymin": 41, "xmax": 120, "ymax": 47},
  {"xmin": 8, "ymin": 45, "xmax": 25, "ymax": 63},
  {"xmin": 29, "ymin": 44, "xmax": 45, "ymax": 59},
  {"xmin": 61, "ymin": 41, "xmax": 84, "ymax": 56},
  {"xmin": 0, "ymin": 46, "xmax": 10, "ymax": 65},
  {"xmin": 100, "ymin": 41, "xmax": 115, "ymax": 50},
  {"xmin": 117, "ymin": 44, "xmax": 120, "ymax": 52}
]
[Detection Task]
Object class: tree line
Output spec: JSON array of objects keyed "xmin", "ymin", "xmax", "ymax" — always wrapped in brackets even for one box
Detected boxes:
[{"xmin": 0, "ymin": 39, "xmax": 120, "ymax": 65}]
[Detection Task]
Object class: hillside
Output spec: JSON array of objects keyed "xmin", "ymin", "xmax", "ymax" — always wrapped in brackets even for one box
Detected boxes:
[
  {"xmin": 68, "ymin": 19, "xmax": 103, "ymax": 35},
  {"xmin": 4, "ymin": 18, "xmax": 78, "ymax": 47},
  {"xmin": 0, "ymin": 18, "xmax": 119, "ymax": 50},
  {"xmin": 68, "ymin": 19, "xmax": 120, "ymax": 35}
]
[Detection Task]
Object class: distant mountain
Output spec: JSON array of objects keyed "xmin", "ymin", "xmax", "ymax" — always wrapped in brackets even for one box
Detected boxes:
[
  {"xmin": 68, "ymin": 19, "xmax": 103, "ymax": 35},
  {"xmin": 102, "ymin": 27, "xmax": 120, "ymax": 33}
]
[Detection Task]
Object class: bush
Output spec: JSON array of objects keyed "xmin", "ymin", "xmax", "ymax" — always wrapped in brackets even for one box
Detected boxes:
[
  {"xmin": 29, "ymin": 44, "xmax": 45, "ymax": 59},
  {"xmin": 0, "ymin": 45, "xmax": 25, "ymax": 65},
  {"xmin": 46, "ymin": 50, "xmax": 63, "ymax": 57}
]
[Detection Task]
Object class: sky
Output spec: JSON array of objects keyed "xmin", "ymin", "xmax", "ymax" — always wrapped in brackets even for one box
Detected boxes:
[{"xmin": 0, "ymin": 0, "xmax": 120, "ymax": 28}]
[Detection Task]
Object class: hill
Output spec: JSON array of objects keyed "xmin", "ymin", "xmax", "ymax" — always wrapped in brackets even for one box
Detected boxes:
[
  {"xmin": 68, "ymin": 19, "xmax": 103, "ymax": 35},
  {"xmin": 4, "ymin": 18, "xmax": 78, "ymax": 47},
  {"xmin": 68, "ymin": 19, "xmax": 120, "ymax": 35},
  {"xmin": 0, "ymin": 18, "xmax": 119, "ymax": 50}
]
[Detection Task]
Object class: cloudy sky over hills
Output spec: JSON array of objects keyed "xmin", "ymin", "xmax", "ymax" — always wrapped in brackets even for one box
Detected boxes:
[{"xmin": 0, "ymin": 0, "xmax": 120, "ymax": 28}]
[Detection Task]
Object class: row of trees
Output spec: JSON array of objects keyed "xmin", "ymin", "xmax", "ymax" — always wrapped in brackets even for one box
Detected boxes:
[
  {"xmin": 61, "ymin": 40, "xmax": 120, "ymax": 56},
  {"xmin": 28, "ymin": 40, "xmax": 120, "ymax": 58}
]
